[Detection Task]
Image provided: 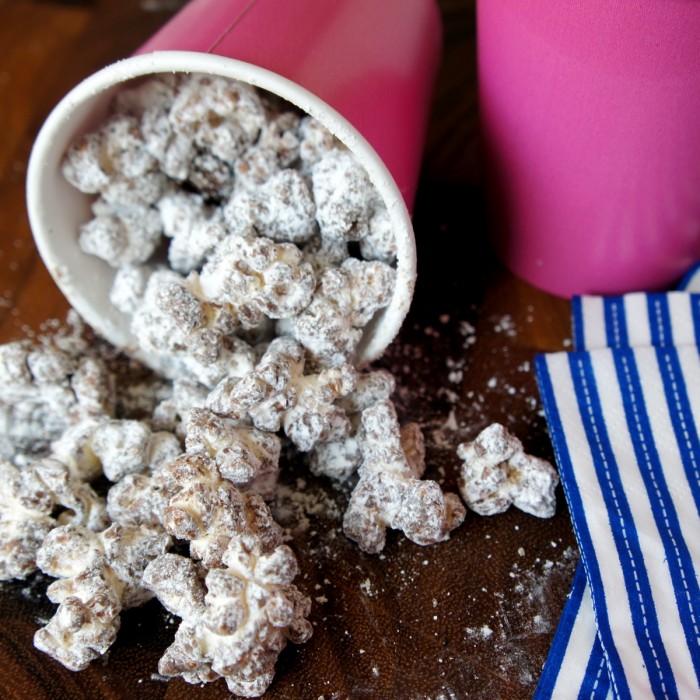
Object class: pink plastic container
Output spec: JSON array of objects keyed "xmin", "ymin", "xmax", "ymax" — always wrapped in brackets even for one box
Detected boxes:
[
  {"xmin": 478, "ymin": 0, "xmax": 700, "ymax": 297},
  {"xmin": 27, "ymin": 0, "xmax": 441, "ymax": 372}
]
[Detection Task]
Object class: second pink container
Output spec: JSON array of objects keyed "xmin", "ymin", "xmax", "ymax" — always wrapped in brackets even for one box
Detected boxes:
[{"xmin": 479, "ymin": 0, "xmax": 700, "ymax": 297}]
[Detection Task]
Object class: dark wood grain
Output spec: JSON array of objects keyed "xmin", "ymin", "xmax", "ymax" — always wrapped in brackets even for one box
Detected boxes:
[{"xmin": 0, "ymin": 1, "xmax": 576, "ymax": 698}]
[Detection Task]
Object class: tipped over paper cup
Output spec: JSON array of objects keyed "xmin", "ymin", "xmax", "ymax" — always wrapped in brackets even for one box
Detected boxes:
[{"xmin": 26, "ymin": 0, "xmax": 441, "ymax": 375}]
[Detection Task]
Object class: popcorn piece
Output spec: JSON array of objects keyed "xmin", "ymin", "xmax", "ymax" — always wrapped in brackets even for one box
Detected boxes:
[
  {"xmin": 184, "ymin": 408, "xmax": 281, "ymax": 498},
  {"xmin": 62, "ymin": 115, "xmax": 155, "ymax": 194},
  {"xmin": 307, "ymin": 428, "xmax": 362, "ymax": 482},
  {"xmin": 100, "ymin": 171, "xmax": 166, "ymax": 208},
  {"xmin": 206, "ymin": 336, "xmax": 305, "ymax": 429},
  {"xmin": 0, "ymin": 462, "xmax": 56, "ymax": 581},
  {"xmin": 172, "ymin": 214, "xmax": 228, "ymax": 275},
  {"xmin": 311, "ymin": 148, "xmax": 375, "ymax": 242},
  {"xmin": 34, "ymin": 594, "xmax": 120, "ymax": 672},
  {"xmin": 207, "ymin": 337, "xmax": 357, "ymax": 452},
  {"xmin": 94, "ymin": 114, "xmax": 157, "ymax": 180},
  {"xmin": 359, "ymin": 198, "xmax": 398, "ymax": 265},
  {"xmin": 113, "ymin": 75, "xmax": 185, "ymax": 177},
  {"xmin": 224, "ymin": 169, "xmax": 316, "ymax": 244},
  {"xmin": 130, "ymin": 268, "xmax": 257, "ymax": 387},
  {"xmin": 281, "ymin": 363, "xmax": 356, "ymax": 452},
  {"xmin": 310, "ymin": 369, "xmax": 397, "ymax": 481},
  {"xmin": 158, "ymin": 188, "xmax": 207, "ymax": 241},
  {"xmin": 114, "ymin": 74, "xmax": 178, "ymax": 118},
  {"xmin": 61, "ymin": 132, "xmax": 111, "ymax": 194},
  {"xmin": 188, "ymin": 151, "xmax": 234, "ymax": 200},
  {"xmin": 258, "ymin": 110, "xmax": 301, "ymax": 168},
  {"xmin": 163, "ymin": 449, "xmax": 282, "ymax": 567},
  {"xmin": 78, "ymin": 205, "xmax": 162, "ymax": 267},
  {"xmin": 169, "ymin": 74, "xmax": 266, "ymax": 163},
  {"xmin": 101, "ymin": 522, "xmax": 172, "ymax": 608},
  {"xmin": 300, "ymin": 233, "xmax": 350, "ymax": 274},
  {"xmin": 105, "ymin": 427, "xmax": 181, "ymax": 528},
  {"xmin": 50, "ymin": 421, "xmax": 103, "ymax": 482},
  {"xmin": 90, "ymin": 420, "xmax": 152, "ymax": 482},
  {"xmin": 34, "ymin": 522, "xmax": 171, "ymax": 671},
  {"xmin": 0, "ymin": 336, "xmax": 114, "ymax": 464},
  {"xmin": 280, "ymin": 257, "xmax": 395, "ymax": 367},
  {"xmin": 140, "ymin": 552, "xmax": 206, "ymax": 620},
  {"xmin": 69, "ymin": 356, "xmax": 115, "ymax": 418},
  {"xmin": 157, "ymin": 189, "xmax": 229, "ymax": 272},
  {"xmin": 199, "ymin": 234, "xmax": 316, "ymax": 321},
  {"xmin": 456, "ymin": 423, "xmax": 559, "ymax": 518},
  {"xmin": 106, "ymin": 471, "xmax": 170, "ymax": 528},
  {"xmin": 298, "ymin": 116, "xmax": 339, "ymax": 168},
  {"xmin": 90, "ymin": 419, "xmax": 180, "ymax": 483},
  {"xmin": 337, "ymin": 368, "xmax": 396, "ymax": 414},
  {"xmin": 151, "ymin": 378, "xmax": 209, "ymax": 438},
  {"xmin": 144, "ymin": 538, "xmax": 312, "ymax": 697},
  {"xmin": 50, "ymin": 418, "xmax": 180, "ymax": 485},
  {"xmin": 343, "ymin": 400, "xmax": 466, "ymax": 553},
  {"xmin": 0, "ymin": 459, "xmax": 106, "ymax": 580},
  {"xmin": 28, "ymin": 457, "xmax": 109, "ymax": 531},
  {"xmin": 233, "ymin": 145, "xmax": 282, "ymax": 193},
  {"xmin": 142, "ymin": 103, "xmax": 196, "ymax": 182},
  {"xmin": 231, "ymin": 122, "xmax": 300, "ymax": 194},
  {"xmin": 109, "ymin": 264, "xmax": 151, "ymax": 314}
]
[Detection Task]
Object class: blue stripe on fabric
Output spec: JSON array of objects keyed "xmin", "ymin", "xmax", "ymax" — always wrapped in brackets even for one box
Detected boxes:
[
  {"xmin": 570, "ymin": 352, "xmax": 678, "ymax": 699},
  {"xmin": 534, "ymin": 354, "xmax": 630, "ymax": 700},
  {"xmin": 533, "ymin": 563, "xmax": 589, "ymax": 699},
  {"xmin": 578, "ymin": 640, "xmax": 611, "ymax": 700},
  {"xmin": 614, "ymin": 349, "xmax": 700, "ymax": 685},
  {"xmin": 572, "ymin": 296, "xmax": 585, "ymax": 351},
  {"xmin": 655, "ymin": 346, "xmax": 700, "ymax": 516},
  {"xmin": 691, "ymin": 295, "xmax": 700, "ymax": 348},
  {"xmin": 603, "ymin": 296, "xmax": 627, "ymax": 349},
  {"xmin": 678, "ymin": 262, "xmax": 700, "ymax": 291},
  {"xmin": 648, "ymin": 294, "xmax": 673, "ymax": 347}
]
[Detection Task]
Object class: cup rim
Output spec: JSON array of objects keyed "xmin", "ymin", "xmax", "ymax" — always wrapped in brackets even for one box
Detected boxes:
[{"xmin": 26, "ymin": 50, "xmax": 417, "ymax": 374}]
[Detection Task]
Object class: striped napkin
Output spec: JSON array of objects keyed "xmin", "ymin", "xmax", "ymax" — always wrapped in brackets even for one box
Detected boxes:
[{"xmin": 533, "ymin": 292, "xmax": 700, "ymax": 699}]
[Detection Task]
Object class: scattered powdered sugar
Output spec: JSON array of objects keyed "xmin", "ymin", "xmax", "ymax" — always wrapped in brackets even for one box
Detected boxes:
[
  {"xmin": 460, "ymin": 545, "xmax": 578, "ymax": 695},
  {"xmin": 359, "ymin": 578, "xmax": 376, "ymax": 597},
  {"xmin": 491, "ymin": 314, "xmax": 517, "ymax": 338},
  {"xmin": 272, "ymin": 477, "xmax": 342, "ymax": 540}
]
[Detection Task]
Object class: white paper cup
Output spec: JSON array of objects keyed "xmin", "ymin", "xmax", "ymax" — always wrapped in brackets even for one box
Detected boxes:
[{"xmin": 26, "ymin": 0, "xmax": 441, "ymax": 373}]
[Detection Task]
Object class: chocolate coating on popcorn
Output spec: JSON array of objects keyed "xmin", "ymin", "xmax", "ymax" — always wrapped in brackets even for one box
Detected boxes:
[
  {"xmin": 456, "ymin": 423, "xmax": 559, "ymax": 518},
  {"xmin": 34, "ymin": 522, "xmax": 171, "ymax": 671},
  {"xmin": 279, "ymin": 257, "xmax": 396, "ymax": 367},
  {"xmin": 206, "ymin": 337, "xmax": 358, "ymax": 452},
  {"xmin": 0, "ymin": 458, "xmax": 107, "ymax": 580},
  {"xmin": 144, "ymin": 536, "xmax": 311, "ymax": 697},
  {"xmin": 343, "ymin": 400, "xmax": 466, "ymax": 553},
  {"xmin": 0, "ymin": 332, "xmax": 114, "ymax": 465}
]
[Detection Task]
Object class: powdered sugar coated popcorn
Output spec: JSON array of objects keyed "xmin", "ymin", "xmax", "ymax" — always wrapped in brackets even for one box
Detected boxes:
[
  {"xmin": 343, "ymin": 399, "xmax": 466, "ymax": 553},
  {"xmin": 34, "ymin": 521, "xmax": 170, "ymax": 671},
  {"xmin": 456, "ymin": 423, "xmax": 559, "ymax": 518},
  {"xmin": 0, "ymin": 458, "xmax": 107, "ymax": 581}
]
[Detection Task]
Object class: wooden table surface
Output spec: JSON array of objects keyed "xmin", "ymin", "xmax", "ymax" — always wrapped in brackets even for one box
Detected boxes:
[{"xmin": 0, "ymin": 1, "xmax": 576, "ymax": 698}]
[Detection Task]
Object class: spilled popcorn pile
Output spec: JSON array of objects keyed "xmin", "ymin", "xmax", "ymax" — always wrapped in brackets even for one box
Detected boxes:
[{"xmin": 0, "ymin": 74, "xmax": 559, "ymax": 697}]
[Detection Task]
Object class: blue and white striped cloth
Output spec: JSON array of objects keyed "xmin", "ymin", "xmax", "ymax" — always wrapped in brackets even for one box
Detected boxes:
[
  {"xmin": 533, "ymin": 292, "xmax": 700, "ymax": 699},
  {"xmin": 678, "ymin": 263, "xmax": 700, "ymax": 293}
]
